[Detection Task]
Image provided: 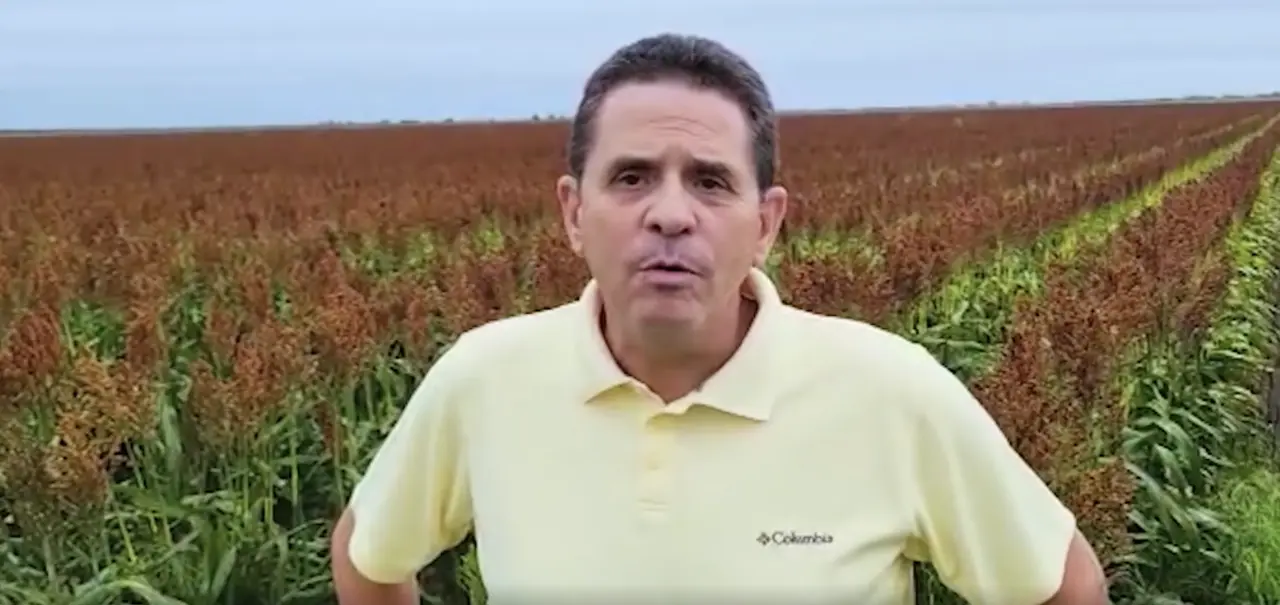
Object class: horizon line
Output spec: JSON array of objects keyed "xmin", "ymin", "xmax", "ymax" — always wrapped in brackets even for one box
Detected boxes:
[{"xmin": 3, "ymin": 92, "xmax": 1278, "ymax": 139}]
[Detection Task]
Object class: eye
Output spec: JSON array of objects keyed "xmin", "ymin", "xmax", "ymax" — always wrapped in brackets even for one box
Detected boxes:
[
  {"xmin": 695, "ymin": 176, "xmax": 728, "ymax": 191},
  {"xmin": 614, "ymin": 171, "xmax": 646, "ymax": 187}
]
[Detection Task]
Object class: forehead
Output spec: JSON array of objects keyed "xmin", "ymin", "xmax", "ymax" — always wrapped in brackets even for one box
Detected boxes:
[{"xmin": 588, "ymin": 80, "xmax": 753, "ymax": 173}]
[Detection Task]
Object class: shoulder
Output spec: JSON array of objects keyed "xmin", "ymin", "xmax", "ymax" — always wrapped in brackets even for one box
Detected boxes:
[
  {"xmin": 776, "ymin": 306, "xmax": 985, "ymax": 436},
  {"xmin": 777, "ymin": 306, "xmax": 947, "ymax": 398},
  {"xmin": 786, "ymin": 311, "xmax": 1025, "ymax": 471},
  {"xmin": 432, "ymin": 301, "xmax": 584, "ymax": 385}
]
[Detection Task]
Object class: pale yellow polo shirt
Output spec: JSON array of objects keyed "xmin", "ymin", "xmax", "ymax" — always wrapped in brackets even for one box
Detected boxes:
[{"xmin": 347, "ymin": 267, "xmax": 1077, "ymax": 604}]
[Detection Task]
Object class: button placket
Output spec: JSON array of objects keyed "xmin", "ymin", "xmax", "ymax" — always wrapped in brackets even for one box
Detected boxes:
[{"xmin": 637, "ymin": 413, "xmax": 678, "ymax": 515}]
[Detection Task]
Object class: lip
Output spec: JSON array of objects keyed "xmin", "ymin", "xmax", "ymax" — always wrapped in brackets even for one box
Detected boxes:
[
  {"xmin": 637, "ymin": 267, "xmax": 701, "ymax": 288},
  {"xmin": 637, "ymin": 258, "xmax": 702, "ymax": 276}
]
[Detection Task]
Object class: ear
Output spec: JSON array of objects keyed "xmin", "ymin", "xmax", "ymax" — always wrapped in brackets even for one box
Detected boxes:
[
  {"xmin": 556, "ymin": 175, "xmax": 585, "ymax": 257},
  {"xmin": 753, "ymin": 185, "xmax": 788, "ymax": 266}
]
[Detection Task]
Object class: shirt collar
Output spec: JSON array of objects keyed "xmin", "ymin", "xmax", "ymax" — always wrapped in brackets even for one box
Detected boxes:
[{"xmin": 571, "ymin": 267, "xmax": 786, "ymax": 421}]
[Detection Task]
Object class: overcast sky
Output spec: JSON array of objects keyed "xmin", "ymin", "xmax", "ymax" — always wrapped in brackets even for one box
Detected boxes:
[{"xmin": 2, "ymin": 0, "xmax": 1278, "ymax": 130}]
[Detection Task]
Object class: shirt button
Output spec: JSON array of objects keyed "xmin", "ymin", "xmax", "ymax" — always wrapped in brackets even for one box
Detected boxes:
[
  {"xmin": 638, "ymin": 414, "xmax": 677, "ymax": 506},
  {"xmin": 641, "ymin": 437, "xmax": 666, "ymax": 470},
  {"xmin": 642, "ymin": 415, "xmax": 676, "ymax": 466}
]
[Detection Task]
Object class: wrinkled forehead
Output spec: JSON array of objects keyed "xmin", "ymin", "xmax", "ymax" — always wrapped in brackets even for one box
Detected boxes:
[{"xmin": 587, "ymin": 81, "xmax": 755, "ymax": 178}]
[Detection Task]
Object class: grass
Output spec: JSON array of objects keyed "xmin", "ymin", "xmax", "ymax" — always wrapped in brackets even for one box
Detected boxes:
[
  {"xmin": 1216, "ymin": 465, "xmax": 1280, "ymax": 603},
  {"xmin": 1113, "ymin": 147, "xmax": 1280, "ymax": 604}
]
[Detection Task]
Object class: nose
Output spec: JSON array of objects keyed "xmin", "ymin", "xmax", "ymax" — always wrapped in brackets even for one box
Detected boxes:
[{"xmin": 643, "ymin": 178, "xmax": 697, "ymax": 237}]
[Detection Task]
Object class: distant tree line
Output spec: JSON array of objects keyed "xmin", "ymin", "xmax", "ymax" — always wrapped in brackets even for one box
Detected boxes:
[{"xmin": 316, "ymin": 93, "xmax": 1280, "ymax": 128}]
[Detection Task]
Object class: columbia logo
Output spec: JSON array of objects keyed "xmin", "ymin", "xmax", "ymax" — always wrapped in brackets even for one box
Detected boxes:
[{"xmin": 757, "ymin": 530, "xmax": 834, "ymax": 546}]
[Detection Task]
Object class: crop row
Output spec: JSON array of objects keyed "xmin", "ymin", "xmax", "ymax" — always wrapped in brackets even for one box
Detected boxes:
[
  {"xmin": 785, "ymin": 107, "xmax": 1259, "ymax": 231},
  {"xmin": 916, "ymin": 134, "xmax": 1280, "ymax": 605},
  {"xmin": 987, "ymin": 123, "xmax": 1273, "ymax": 550},
  {"xmin": 904, "ymin": 120, "xmax": 1280, "ymax": 604},
  {"xmin": 779, "ymin": 116, "xmax": 1270, "ymax": 323},
  {"xmin": 3, "ymin": 105, "xmax": 1276, "ymax": 336},
  {"xmin": 1, "ymin": 104, "xmax": 1280, "ymax": 604}
]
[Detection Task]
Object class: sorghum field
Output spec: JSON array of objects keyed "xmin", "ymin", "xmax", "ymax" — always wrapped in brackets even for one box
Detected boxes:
[{"xmin": 3, "ymin": 100, "xmax": 1280, "ymax": 605}]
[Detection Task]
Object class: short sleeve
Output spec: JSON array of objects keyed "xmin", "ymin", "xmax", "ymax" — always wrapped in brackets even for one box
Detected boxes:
[
  {"xmin": 346, "ymin": 335, "xmax": 477, "ymax": 584},
  {"xmin": 902, "ymin": 345, "xmax": 1077, "ymax": 605}
]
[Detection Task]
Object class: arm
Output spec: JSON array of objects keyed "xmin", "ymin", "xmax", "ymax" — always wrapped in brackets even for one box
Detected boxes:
[
  {"xmin": 332, "ymin": 336, "xmax": 477, "ymax": 605},
  {"xmin": 331, "ymin": 509, "xmax": 419, "ymax": 605},
  {"xmin": 1045, "ymin": 532, "xmax": 1109, "ymax": 605},
  {"xmin": 901, "ymin": 346, "xmax": 1109, "ymax": 605}
]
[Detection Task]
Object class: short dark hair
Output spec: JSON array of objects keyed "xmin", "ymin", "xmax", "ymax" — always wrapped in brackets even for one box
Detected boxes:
[{"xmin": 567, "ymin": 33, "xmax": 779, "ymax": 191}]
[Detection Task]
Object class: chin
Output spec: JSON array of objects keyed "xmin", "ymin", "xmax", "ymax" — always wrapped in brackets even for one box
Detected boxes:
[{"xmin": 633, "ymin": 301, "xmax": 706, "ymax": 330}]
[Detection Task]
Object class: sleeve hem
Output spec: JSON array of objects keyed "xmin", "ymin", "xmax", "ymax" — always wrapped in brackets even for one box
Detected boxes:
[
  {"xmin": 349, "ymin": 540, "xmax": 418, "ymax": 586},
  {"xmin": 1019, "ymin": 503, "xmax": 1079, "ymax": 605}
]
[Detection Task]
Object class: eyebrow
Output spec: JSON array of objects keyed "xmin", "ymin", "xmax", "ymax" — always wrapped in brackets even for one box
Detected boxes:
[
  {"xmin": 690, "ymin": 159, "xmax": 734, "ymax": 180},
  {"xmin": 607, "ymin": 155, "xmax": 737, "ymax": 180},
  {"xmin": 607, "ymin": 155, "xmax": 656, "ymax": 174}
]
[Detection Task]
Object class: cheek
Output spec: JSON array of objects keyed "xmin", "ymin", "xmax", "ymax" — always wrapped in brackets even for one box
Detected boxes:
[
  {"xmin": 712, "ymin": 212, "xmax": 765, "ymax": 251},
  {"xmin": 579, "ymin": 210, "xmax": 631, "ymax": 269},
  {"xmin": 580, "ymin": 208, "xmax": 620, "ymax": 245},
  {"xmin": 583, "ymin": 201, "xmax": 645, "ymax": 240}
]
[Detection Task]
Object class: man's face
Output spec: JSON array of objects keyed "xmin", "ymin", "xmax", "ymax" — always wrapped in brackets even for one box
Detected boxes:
[{"xmin": 557, "ymin": 80, "xmax": 788, "ymax": 339}]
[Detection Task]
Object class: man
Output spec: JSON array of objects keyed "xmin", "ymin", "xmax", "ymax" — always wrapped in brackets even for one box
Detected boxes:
[{"xmin": 330, "ymin": 33, "xmax": 1110, "ymax": 605}]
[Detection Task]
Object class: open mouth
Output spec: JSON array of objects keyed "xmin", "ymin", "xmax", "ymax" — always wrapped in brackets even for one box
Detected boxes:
[
  {"xmin": 642, "ymin": 260, "xmax": 698, "ymax": 275},
  {"xmin": 638, "ymin": 259, "xmax": 701, "ymax": 288}
]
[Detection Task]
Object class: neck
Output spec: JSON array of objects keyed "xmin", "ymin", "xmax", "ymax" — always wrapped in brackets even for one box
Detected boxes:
[{"xmin": 603, "ymin": 295, "xmax": 756, "ymax": 403}]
